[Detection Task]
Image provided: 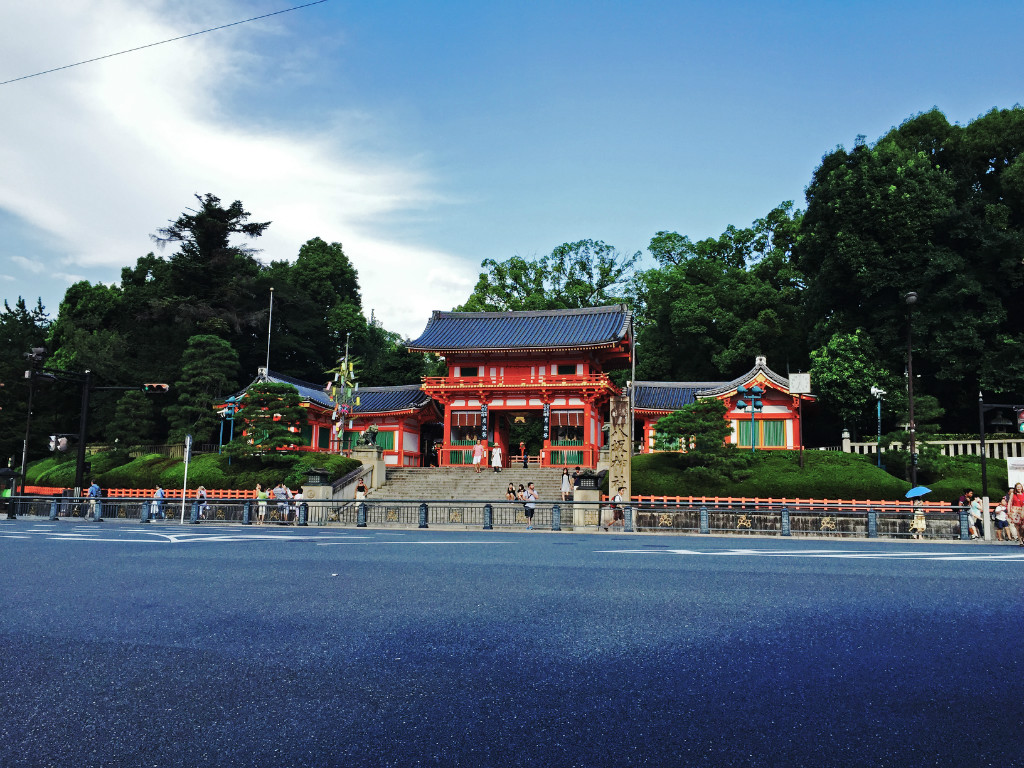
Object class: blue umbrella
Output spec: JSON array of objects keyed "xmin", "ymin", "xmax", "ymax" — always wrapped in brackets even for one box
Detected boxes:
[{"xmin": 905, "ymin": 486, "xmax": 932, "ymax": 499}]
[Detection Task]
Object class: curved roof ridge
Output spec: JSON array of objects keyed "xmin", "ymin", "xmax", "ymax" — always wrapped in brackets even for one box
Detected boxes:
[
  {"xmin": 408, "ymin": 304, "xmax": 632, "ymax": 352},
  {"xmin": 696, "ymin": 356, "xmax": 791, "ymax": 396}
]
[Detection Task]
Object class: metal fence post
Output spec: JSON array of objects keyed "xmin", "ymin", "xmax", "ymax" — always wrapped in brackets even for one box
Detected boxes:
[
  {"xmin": 242, "ymin": 500, "xmax": 251, "ymax": 525},
  {"xmin": 357, "ymin": 502, "xmax": 367, "ymax": 527},
  {"xmin": 700, "ymin": 506, "xmax": 710, "ymax": 534},
  {"xmin": 419, "ymin": 502, "xmax": 429, "ymax": 529},
  {"xmin": 867, "ymin": 509, "xmax": 877, "ymax": 538},
  {"xmin": 483, "ymin": 503, "xmax": 493, "ymax": 530},
  {"xmin": 190, "ymin": 501, "xmax": 199, "ymax": 524},
  {"xmin": 781, "ymin": 506, "xmax": 791, "ymax": 536},
  {"xmin": 958, "ymin": 507, "xmax": 970, "ymax": 540},
  {"xmin": 140, "ymin": 500, "xmax": 150, "ymax": 523},
  {"xmin": 92, "ymin": 500, "xmax": 103, "ymax": 522},
  {"xmin": 624, "ymin": 505, "xmax": 633, "ymax": 533},
  {"xmin": 49, "ymin": 500, "xmax": 58, "ymax": 521},
  {"xmin": 552, "ymin": 504, "xmax": 561, "ymax": 532},
  {"xmin": 298, "ymin": 502, "xmax": 308, "ymax": 526}
]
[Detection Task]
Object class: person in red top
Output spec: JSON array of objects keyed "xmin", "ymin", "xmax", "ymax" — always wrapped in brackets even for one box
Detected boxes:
[{"xmin": 1009, "ymin": 483, "xmax": 1024, "ymax": 545}]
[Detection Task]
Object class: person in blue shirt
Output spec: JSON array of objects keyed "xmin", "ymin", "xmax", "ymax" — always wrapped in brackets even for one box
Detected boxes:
[
  {"xmin": 152, "ymin": 485, "xmax": 166, "ymax": 519},
  {"xmin": 87, "ymin": 480, "xmax": 101, "ymax": 517}
]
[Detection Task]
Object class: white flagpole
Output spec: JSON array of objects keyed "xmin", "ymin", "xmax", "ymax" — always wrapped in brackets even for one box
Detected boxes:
[
  {"xmin": 265, "ymin": 287, "xmax": 274, "ymax": 371},
  {"xmin": 180, "ymin": 434, "xmax": 192, "ymax": 524}
]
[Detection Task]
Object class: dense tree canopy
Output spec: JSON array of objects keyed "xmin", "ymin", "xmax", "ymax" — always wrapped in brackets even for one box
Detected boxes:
[
  {"xmin": 5, "ymin": 105, "xmax": 1024, "ymax": 469},
  {"xmin": 459, "ymin": 239, "xmax": 639, "ymax": 312}
]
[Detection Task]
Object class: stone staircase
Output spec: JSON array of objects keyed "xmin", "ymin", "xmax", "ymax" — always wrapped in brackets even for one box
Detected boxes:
[{"xmin": 369, "ymin": 467, "xmax": 569, "ymax": 502}]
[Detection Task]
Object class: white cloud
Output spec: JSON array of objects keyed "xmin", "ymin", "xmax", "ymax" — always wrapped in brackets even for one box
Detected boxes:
[{"xmin": 0, "ymin": 0, "xmax": 473, "ymax": 337}]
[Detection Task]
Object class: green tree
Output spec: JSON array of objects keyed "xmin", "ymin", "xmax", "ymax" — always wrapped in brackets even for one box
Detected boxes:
[
  {"xmin": 796, "ymin": 108, "xmax": 1024, "ymax": 426},
  {"xmin": 105, "ymin": 390, "xmax": 156, "ymax": 451},
  {"xmin": 165, "ymin": 335, "xmax": 241, "ymax": 443},
  {"xmin": 808, "ymin": 330, "xmax": 905, "ymax": 439},
  {"xmin": 459, "ymin": 239, "xmax": 639, "ymax": 311},
  {"xmin": 651, "ymin": 399, "xmax": 751, "ymax": 482},
  {"xmin": 0, "ymin": 298, "xmax": 51, "ymax": 463},
  {"xmin": 635, "ymin": 204, "xmax": 806, "ymax": 382},
  {"xmin": 227, "ymin": 382, "xmax": 307, "ymax": 458}
]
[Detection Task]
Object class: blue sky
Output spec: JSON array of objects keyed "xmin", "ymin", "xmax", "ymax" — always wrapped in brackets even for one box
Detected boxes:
[{"xmin": 1, "ymin": 1, "xmax": 1021, "ymax": 338}]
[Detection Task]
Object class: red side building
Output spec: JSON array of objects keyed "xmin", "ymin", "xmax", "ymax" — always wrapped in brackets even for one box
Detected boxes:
[{"xmin": 631, "ymin": 356, "xmax": 813, "ymax": 452}]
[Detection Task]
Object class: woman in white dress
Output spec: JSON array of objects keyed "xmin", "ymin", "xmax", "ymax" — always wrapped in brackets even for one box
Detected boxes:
[
  {"xmin": 560, "ymin": 468, "xmax": 572, "ymax": 501},
  {"xmin": 490, "ymin": 444, "xmax": 503, "ymax": 472}
]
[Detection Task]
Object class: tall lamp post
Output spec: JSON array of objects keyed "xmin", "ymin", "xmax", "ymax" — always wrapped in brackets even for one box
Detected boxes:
[
  {"xmin": 736, "ymin": 385, "xmax": 764, "ymax": 453},
  {"xmin": 870, "ymin": 386, "xmax": 886, "ymax": 468},
  {"xmin": 905, "ymin": 291, "xmax": 918, "ymax": 487}
]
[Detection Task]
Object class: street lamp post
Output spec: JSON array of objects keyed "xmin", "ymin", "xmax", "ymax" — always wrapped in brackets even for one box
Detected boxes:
[
  {"xmin": 870, "ymin": 386, "xmax": 886, "ymax": 468},
  {"xmin": 736, "ymin": 385, "xmax": 764, "ymax": 453},
  {"xmin": 905, "ymin": 291, "xmax": 918, "ymax": 487},
  {"xmin": 19, "ymin": 347, "xmax": 46, "ymax": 496}
]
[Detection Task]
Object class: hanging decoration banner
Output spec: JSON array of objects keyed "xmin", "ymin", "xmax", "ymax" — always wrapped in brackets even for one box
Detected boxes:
[
  {"xmin": 543, "ymin": 403, "xmax": 550, "ymax": 440},
  {"xmin": 481, "ymin": 404, "xmax": 489, "ymax": 441}
]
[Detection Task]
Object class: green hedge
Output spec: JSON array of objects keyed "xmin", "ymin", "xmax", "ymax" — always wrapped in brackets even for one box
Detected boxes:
[
  {"xmin": 632, "ymin": 450, "xmax": 962, "ymax": 501},
  {"xmin": 28, "ymin": 451, "xmax": 361, "ymax": 491}
]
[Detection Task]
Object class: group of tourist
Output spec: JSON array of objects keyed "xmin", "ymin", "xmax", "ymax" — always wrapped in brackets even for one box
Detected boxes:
[
  {"xmin": 253, "ymin": 482, "xmax": 302, "ymax": 525},
  {"xmin": 961, "ymin": 484, "xmax": 1024, "ymax": 543},
  {"xmin": 471, "ymin": 440, "xmax": 504, "ymax": 473},
  {"xmin": 504, "ymin": 481, "xmax": 539, "ymax": 528}
]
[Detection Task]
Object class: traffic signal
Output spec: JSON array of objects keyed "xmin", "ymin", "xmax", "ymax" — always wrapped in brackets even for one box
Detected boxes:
[
  {"xmin": 1017, "ymin": 409, "xmax": 1024, "ymax": 434},
  {"xmin": 49, "ymin": 435, "xmax": 56, "ymax": 451},
  {"xmin": 142, "ymin": 383, "xmax": 170, "ymax": 393},
  {"xmin": 57, "ymin": 437, "xmax": 69, "ymax": 452}
]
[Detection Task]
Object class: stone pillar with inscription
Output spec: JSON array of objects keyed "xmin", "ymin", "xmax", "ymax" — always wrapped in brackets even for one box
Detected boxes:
[{"xmin": 607, "ymin": 393, "xmax": 631, "ymax": 502}]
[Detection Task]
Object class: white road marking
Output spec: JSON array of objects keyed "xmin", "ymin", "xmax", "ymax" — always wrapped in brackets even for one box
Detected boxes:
[{"xmin": 316, "ymin": 540, "xmax": 510, "ymax": 546}]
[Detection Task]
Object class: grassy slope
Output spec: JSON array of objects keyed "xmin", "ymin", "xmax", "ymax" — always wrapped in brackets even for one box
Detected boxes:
[
  {"xmin": 632, "ymin": 450, "xmax": 1005, "ymax": 503},
  {"xmin": 27, "ymin": 452, "xmax": 360, "ymax": 491}
]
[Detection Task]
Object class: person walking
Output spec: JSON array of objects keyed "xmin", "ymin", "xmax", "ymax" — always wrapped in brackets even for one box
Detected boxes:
[
  {"xmin": 152, "ymin": 485, "xmax": 166, "ymax": 520},
  {"xmin": 471, "ymin": 440, "xmax": 485, "ymax": 473},
  {"xmin": 87, "ymin": 479, "xmax": 101, "ymax": 517},
  {"xmin": 523, "ymin": 482, "xmax": 538, "ymax": 530},
  {"xmin": 1009, "ymin": 483, "xmax": 1024, "ymax": 543},
  {"xmin": 993, "ymin": 496, "xmax": 1011, "ymax": 542},
  {"xmin": 255, "ymin": 483, "xmax": 268, "ymax": 525},
  {"xmin": 197, "ymin": 486, "xmax": 209, "ymax": 519},
  {"xmin": 605, "ymin": 486, "xmax": 626, "ymax": 531},
  {"xmin": 969, "ymin": 493, "xmax": 983, "ymax": 539},
  {"xmin": 910, "ymin": 498, "xmax": 926, "ymax": 540},
  {"xmin": 560, "ymin": 468, "xmax": 572, "ymax": 502},
  {"xmin": 355, "ymin": 477, "xmax": 367, "ymax": 499},
  {"xmin": 491, "ymin": 443, "xmax": 503, "ymax": 473},
  {"xmin": 272, "ymin": 482, "xmax": 290, "ymax": 523}
]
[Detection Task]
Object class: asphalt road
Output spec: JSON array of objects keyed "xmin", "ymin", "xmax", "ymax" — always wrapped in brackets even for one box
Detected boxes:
[{"xmin": 1, "ymin": 519, "xmax": 1022, "ymax": 767}]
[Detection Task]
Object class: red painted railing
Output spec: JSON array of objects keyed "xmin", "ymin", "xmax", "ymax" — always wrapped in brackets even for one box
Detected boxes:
[
  {"xmin": 625, "ymin": 495, "xmax": 952, "ymax": 511},
  {"xmin": 422, "ymin": 373, "xmax": 617, "ymax": 391}
]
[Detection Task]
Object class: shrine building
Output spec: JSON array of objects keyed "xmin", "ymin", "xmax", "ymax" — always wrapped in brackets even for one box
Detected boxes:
[
  {"xmin": 406, "ymin": 305, "xmax": 634, "ymax": 468},
  {"xmin": 631, "ymin": 356, "xmax": 812, "ymax": 452},
  {"xmin": 224, "ymin": 310, "xmax": 811, "ymax": 468}
]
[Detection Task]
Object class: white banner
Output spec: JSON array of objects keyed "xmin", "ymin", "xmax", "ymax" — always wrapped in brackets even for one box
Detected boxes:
[{"xmin": 1007, "ymin": 458, "xmax": 1024, "ymax": 493}]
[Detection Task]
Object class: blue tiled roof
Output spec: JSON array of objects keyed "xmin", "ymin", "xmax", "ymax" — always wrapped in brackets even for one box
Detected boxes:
[
  {"xmin": 631, "ymin": 381, "xmax": 729, "ymax": 412},
  {"xmin": 353, "ymin": 385, "xmax": 432, "ymax": 415},
  {"xmin": 407, "ymin": 305, "xmax": 632, "ymax": 352},
  {"xmin": 234, "ymin": 373, "xmax": 433, "ymax": 416},
  {"xmin": 256, "ymin": 370, "xmax": 335, "ymax": 408}
]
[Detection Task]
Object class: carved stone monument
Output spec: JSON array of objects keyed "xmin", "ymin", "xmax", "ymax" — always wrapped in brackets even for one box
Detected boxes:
[{"xmin": 606, "ymin": 393, "xmax": 631, "ymax": 501}]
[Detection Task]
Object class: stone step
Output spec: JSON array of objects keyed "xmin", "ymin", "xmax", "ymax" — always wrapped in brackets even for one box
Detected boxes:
[{"xmin": 372, "ymin": 466, "xmax": 573, "ymax": 501}]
